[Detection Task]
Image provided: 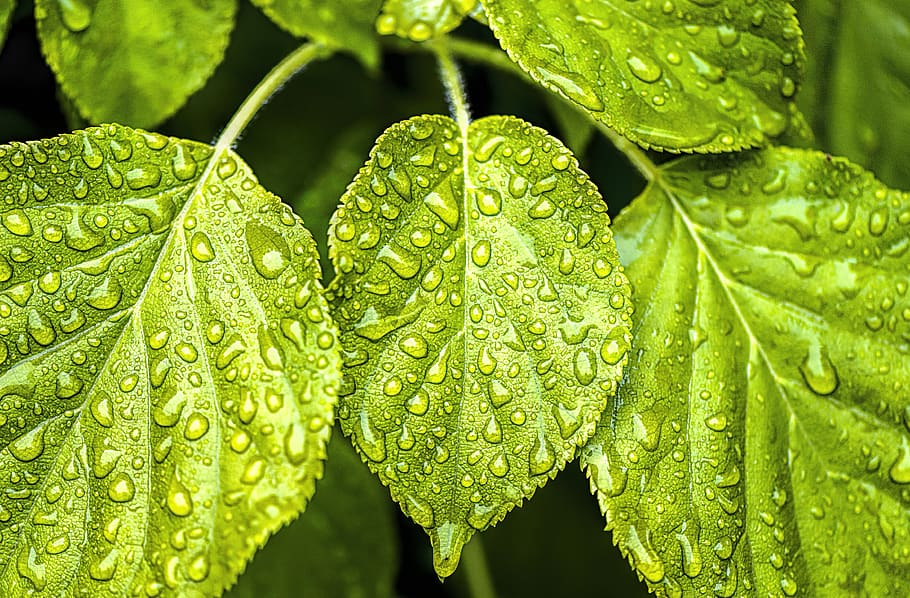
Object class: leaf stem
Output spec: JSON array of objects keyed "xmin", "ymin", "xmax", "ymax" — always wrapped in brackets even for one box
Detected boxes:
[
  {"xmin": 460, "ymin": 536, "xmax": 498, "ymax": 598},
  {"xmin": 391, "ymin": 36, "xmax": 659, "ymax": 182},
  {"xmin": 214, "ymin": 42, "xmax": 332, "ymax": 155},
  {"xmin": 432, "ymin": 39, "xmax": 472, "ymax": 133}
]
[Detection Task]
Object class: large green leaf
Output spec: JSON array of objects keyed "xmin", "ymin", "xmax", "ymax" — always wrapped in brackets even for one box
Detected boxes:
[
  {"xmin": 0, "ymin": 0, "xmax": 13, "ymax": 52},
  {"xmin": 250, "ymin": 0, "xmax": 382, "ymax": 68},
  {"xmin": 582, "ymin": 148, "xmax": 910, "ymax": 596},
  {"xmin": 35, "ymin": 0, "xmax": 237, "ymax": 128},
  {"xmin": 797, "ymin": 0, "xmax": 910, "ymax": 189},
  {"xmin": 482, "ymin": 0, "xmax": 806, "ymax": 153},
  {"xmin": 0, "ymin": 125, "xmax": 340, "ymax": 596},
  {"xmin": 375, "ymin": 0, "xmax": 477, "ymax": 42},
  {"xmin": 225, "ymin": 435, "xmax": 398, "ymax": 598},
  {"xmin": 328, "ymin": 114, "xmax": 632, "ymax": 577}
]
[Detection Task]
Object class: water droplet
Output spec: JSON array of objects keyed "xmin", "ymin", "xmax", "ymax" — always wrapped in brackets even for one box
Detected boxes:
[
  {"xmin": 406, "ymin": 390, "xmax": 430, "ymax": 415},
  {"xmin": 798, "ymin": 343, "xmax": 839, "ymax": 396},
  {"xmin": 573, "ymin": 348, "xmax": 597, "ymax": 385},
  {"xmin": 471, "ymin": 240, "xmax": 491, "ymax": 267},
  {"xmin": 58, "ymin": 0, "xmax": 93, "ymax": 33},
  {"xmin": 888, "ymin": 443, "xmax": 910, "ymax": 484},
  {"xmin": 536, "ymin": 66, "xmax": 605, "ymax": 111},
  {"xmin": 245, "ymin": 222, "xmax": 290, "ymax": 279},
  {"xmin": 378, "ymin": 243, "xmax": 421, "ymax": 279},
  {"xmin": 190, "ymin": 231, "xmax": 215, "ymax": 262},
  {"xmin": 17, "ymin": 542, "xmax": 47, "ymax": 590},
  {"xmin": 258, "ymin": 327, "xmax": 285, "ymax": 370},
  {"xmin": 89, "ymin": 548, "xmax": 118, "ymax": 581},
  {"xmin": 405, "ymin": 494, "xmax": 435, "ymax": 527},
  {"xmin": 529, "ymin": 433, "xmax": 556, "ymax": 475},
  {"xmin": 10, "ymin": 424, "xmax": 46, "ymax": 461},
  {"xmin": 355, "ymin": 412, "xmax": 386, "ymax": 462},
  {"xmin": 600, "ymin": 327, "xmax": 631, "ymax": 365},
  {"xmin": 184, "ymin": 413, "xmax": 209, "ymax": 441},
  {"xmin": 27, "ymin": 309, "xmax": 56, "ymax": 346},
  {"xmin": 626, "ymin": 53, "xmax": 663, "ymax": 83},
  {"xmin": 424, "ymin": 190, "xmax": 459, "ymax": 229},
  {"xmin": 242, "ymin": 457, "xmax": 266, "ymax": 484},
  {"xmin": 90, "ymin": 391, "xmax": 114, "ymax": 427},
  {"xmin": 55, "ymin": 370, "xmax": 83, "ymax": 399},
  {"xmin": 166, "ymin": 470, "xmax": 193, "ymax": 516},
  {"xmin": 626, "ymin": 525, "xmax": 665, "ymax": 583},
  {"xmin": 86, "ymin": 278, "xmax": 123, "ymax": 310},
  {"xmin": 107, "ymin": 472, "xmax": 135, "ymax": 502},
  {"xmin": 475, "ymin": 188, "xmax": 502, "ymax": 216},
  {"xmin": 2, "ymin": 209, "xmax": 32, "ymax": 236}
]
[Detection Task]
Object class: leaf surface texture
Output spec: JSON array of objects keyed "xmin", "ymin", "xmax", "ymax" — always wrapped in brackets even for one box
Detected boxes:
[
  {"xmin": 583, "ymin": 148, "xmax": 910, "ymax": 596},
  {"xmin": 482, "ymin": 0, "xmax": 806, "ymax": 153},
  {"xmin": 0, "ymin": 125, "xmax": 340, "ymax": 596},
  {"xmin": 329, "ymin": 114, "xmax": 632, "ymax": 576}
]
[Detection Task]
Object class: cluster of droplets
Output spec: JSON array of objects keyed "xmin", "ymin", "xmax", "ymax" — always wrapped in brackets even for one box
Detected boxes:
[
  {"xmin": 0, "ymin": 125, "xmax": 340, "ymax": 595},
  {"xmin": 375, "ymin": 0, "xmax": 478, "ymax": 42},
  {"xmin": 330, "ymin": 114, "xmax": 632, "ymax": 575},
  {"xmin": 485, "ymin": 0, "xmax": 803, "ymax": 150}
]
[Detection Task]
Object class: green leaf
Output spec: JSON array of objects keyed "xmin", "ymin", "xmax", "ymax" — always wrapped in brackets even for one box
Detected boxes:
[
  {"xmin": 481, "ymin": 0, "xmax": 806, "ymax": 153},
  {"xmin": 582, "ymin": 148, "xmax": 910, "ymax": 596},
  {"xmin": 225, "ymin": 434, "xmax": 398, "ymax": 598},
  {"xmin": 328, "ymin": 114, "xmax": 632, "ymax": 577},
  {"xmin": 0, "ymin": 0, "xmax": 14, "ymax": 51},
  {"xmin": 375, "ymin": 0, "xmax": 477, "ymax": 42},
  {"xmin": 250, "ymin": 0, "xmax": 382, "ymax": 68},
  {"xmin": 0, "ymin": 125, "xmax": 340, "ymax": 596},
  {"xmin": 544, "ymin": 95, "xmax": 594, "ymax": 159},
  {"xmin": 35, "ymin": 0, "xmax": 237, "ymax": 128},
  {"xmin": 797, "ymin": 0, "xmax": 910, "ymax": 189}
]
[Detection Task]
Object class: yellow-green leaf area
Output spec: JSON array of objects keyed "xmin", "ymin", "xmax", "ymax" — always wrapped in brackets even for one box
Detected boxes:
[
  {"xmin": 482, "ymin": 0, "xmax": 806, "ymax": 153},
  {"xmin": 0, "ymin": 125, "xmax": 340, "ymax": 597},
  {"xmin": 582, "ymin": 148, "xmax": 910, "ymax": 596},
  {"xmin": 35, "ymin": 0, "xmax": 237, "ymax": 128},
  {"xmin": 328, "ymin": 114, "xmax": 632, "ymax": 578},
  {"xmin": 376, "ymin": 0, "xmax": 478, "ymax": 42},
  {"xmin": 250, "ymin": 0, "xmax": 382, "ymax": 68},
  {"xmin": 0, "ymin": 0, "xmax": 14, "ymax": 51}
]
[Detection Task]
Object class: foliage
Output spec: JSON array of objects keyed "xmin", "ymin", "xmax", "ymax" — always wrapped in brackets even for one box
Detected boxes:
[{"xmin": 0, "ymin": 1, "xmax": 907, "ymax": 597}]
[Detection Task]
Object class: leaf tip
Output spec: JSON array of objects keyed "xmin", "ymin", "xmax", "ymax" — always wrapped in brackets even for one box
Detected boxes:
[{"xmin": 429, "ymin": 521, "xmax": 473, "ymax": 578}]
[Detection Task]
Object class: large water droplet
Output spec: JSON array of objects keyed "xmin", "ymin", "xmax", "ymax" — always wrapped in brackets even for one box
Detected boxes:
[
  {"xmin": 245, "ymin": 222, "xmax": 290, "ymax": 279},
  {"xmin": 798, "ymin": 343, "xmax": 839, "ymax": 396},
  {"xmin": 58, "ymin": 0, "xmax": 93, "ymax": 33}
]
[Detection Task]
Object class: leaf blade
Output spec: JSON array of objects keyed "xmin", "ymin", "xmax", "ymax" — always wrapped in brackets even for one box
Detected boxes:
[
  {"xmin": 35, "ymin": 0, "xmax": 237, "ymax": 128},
  {"xmin": 0, "ymin": 125, "xmax": 340, "ymax": 596},
  {"xmin": 328, "ymin": 114, "xmax": 632, "ymax": 577},
  {"xmin": 481, "ymin": 0, "xmax": 807, "ymax": 153},
  {"xmin": 583, "ymin": 148, "xmax": 910, "ymax": 596},
  {"xmin": 250, "ymin": 0, "xmax": 382, "ymax": 68}
]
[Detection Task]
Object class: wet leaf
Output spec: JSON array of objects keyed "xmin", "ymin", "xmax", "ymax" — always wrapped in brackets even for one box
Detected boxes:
[
  {"xmin": 250, "ymin": 0, "xmax": 382, "ymax": 68},
  {"xmin": 583, "ymin": 148, "xmax": 910, "ymax": 596},
  {"xmin": 35, "ymin": 0, "xmax": 237, "ymax": 128},
  {"xmin": 482, "ymin": 0, "xmax": 807, "ymax": 153},
  {"xmin": 797, "ymin": 0, "xmax": 910, "ymax": 189},
  {"xmin": 376, "ymin": 0, "xmax": 477, "ymax": 42},
  {"xmin": 0, "ymin": 125, "xmax": 340, "ymax": 596},
  {"xmin": 226, "ymin": 435, "xmax": 398, "ymax": 598},
  {"xmin": 328, "ymin": 114, "xmax": 632, "ymax": 577}
]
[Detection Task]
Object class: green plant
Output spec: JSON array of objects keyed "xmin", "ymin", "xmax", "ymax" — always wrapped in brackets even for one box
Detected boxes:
[{"xmin": 0, "ymin": 0, "xmax": 907, "ymax": 596}]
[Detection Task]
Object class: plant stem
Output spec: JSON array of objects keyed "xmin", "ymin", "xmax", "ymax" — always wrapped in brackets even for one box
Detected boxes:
[
  {"xmin": 461, "ymin": 536, "xmax": 498, "ymax": 598},
  {"xmin": 432, "ymin": 39, "xmax": 472, "ymax": 132},
  {"xmin": 214, "ymin": 42, "xmax": 331, "ymax": 155},
  {"xmin": 391, "ymin": 36, "xmax": 659, "ymax": 183}
]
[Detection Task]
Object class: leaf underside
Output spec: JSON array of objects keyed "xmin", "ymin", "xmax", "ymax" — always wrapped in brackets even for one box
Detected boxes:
[
  {"xmin": 376, "ymin": 0, "xmax": 477, "ymax": 42},
  {"xmin": 0, "ymin": 125, "xmax": 340, "ymax": 597},
  {"xmin": 582, "ymin": 148, "xmax": 910, "ymax": 596},
  {"xmin": 797, "ymin": 0, "xmax": 910, "ymax": 189},
  {"xmin": 35, "ymin": 0, "xmax": 237, "ymax": 128},
  {"xmin": 250, "ymin": 0, "xmax": 382, "ymax": 68},
  {"xmin": 482, "ymin": 0, "xmax": 807, "ymax": 153},
  {"xmin": 328, "ymin": 114, "xmax": 632, "ymax": 577}
]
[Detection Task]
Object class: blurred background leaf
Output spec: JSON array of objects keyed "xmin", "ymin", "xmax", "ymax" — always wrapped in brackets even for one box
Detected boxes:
[{"xmin": 797, "ymin": 0, "xmax": 910, "ymax": 189}]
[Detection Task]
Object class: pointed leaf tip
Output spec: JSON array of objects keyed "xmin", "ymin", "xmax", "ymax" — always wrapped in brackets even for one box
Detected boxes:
[{"xmin": 430, "ymin": 521, "xmax": 473, "ymax": 578}]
